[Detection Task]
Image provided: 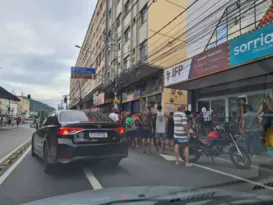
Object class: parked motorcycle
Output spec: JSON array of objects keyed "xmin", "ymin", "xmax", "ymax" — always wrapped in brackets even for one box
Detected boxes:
[{"xmin": 180, "ymin": 123, "xmax": 251, "ymax": 169}]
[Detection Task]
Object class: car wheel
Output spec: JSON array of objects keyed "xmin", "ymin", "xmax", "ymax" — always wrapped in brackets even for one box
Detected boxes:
[
  {"xmin": 43, "ymin": 145, "xmax": 54, "ymax": 174},
  {"xmin": 31, "ymin": 138, "xmax": 36, "ymax": 157}
]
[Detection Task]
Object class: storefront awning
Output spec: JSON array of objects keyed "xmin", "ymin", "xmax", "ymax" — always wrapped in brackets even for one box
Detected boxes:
[
  {"xmin": 166, "ymin": 57, "xmax": 273, "ymax": 91},
  {"xmin": 0, "ymin": 86, "xmax": 20, "ymax": 101},
  {"xmin": 116, "ymin": 63, "xmax": 163, "ymax": 91}
]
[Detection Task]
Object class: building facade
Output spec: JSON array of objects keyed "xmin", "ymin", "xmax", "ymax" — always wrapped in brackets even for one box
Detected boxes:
[
  {"xmin": 164, "ymin": 0, "xmax": 273, "ymax": 120},
  {"xmin": 89, "ymin": 0, "xmax": 190, "ymax": 114},
  {"xmin": 70, "ymin": 0, "xmax": 106, "ymax": 110}
]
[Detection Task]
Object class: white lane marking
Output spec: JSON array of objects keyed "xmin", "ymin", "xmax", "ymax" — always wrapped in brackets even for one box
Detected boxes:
[
  {"xmin": 0, "ymin": 147, "xmax": 31, "ymax": 185},
  {"xmin": 83, "ymin": 167, "xmax": 103, "ymax": 190},
  {"xmin": 192, "ymin": 163, "xmax": 273, "ymax": 191},
  {"xmin": 159, "ymin": 154, "xmax": 273, "ymax": 191},
  {"xmin": 0, "ymin": 138, "xmax": 31, "ymax": 164},
  {"xmin": 216, "ymin": 157, "xmax": 273, "ymax": 174},
  {"xmin": 160, "ymin": 154, "xmax": 182, "ymax": 161}
]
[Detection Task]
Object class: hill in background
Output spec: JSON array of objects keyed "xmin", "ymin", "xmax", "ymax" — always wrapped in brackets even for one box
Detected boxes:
[{"xmin": 30, "ymin": 99, "xmax": 55, "ymax": 113}]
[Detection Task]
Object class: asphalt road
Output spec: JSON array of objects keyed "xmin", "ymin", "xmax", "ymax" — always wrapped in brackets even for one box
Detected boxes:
[
  {"xmin": 0, "ymin": 127, "xmax": 273, "ymax": 205},
  {"xmin": 0, "ymin": 125, "xmax": 32, "ymax": 160}
]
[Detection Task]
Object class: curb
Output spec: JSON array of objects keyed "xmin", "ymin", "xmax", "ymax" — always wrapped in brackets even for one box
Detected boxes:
[{"xmin": 0, "ymin": 139, "xmax": 31, "ymax": 176}]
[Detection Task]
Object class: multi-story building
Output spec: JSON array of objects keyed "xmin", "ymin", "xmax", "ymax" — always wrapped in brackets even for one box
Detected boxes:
[
  {"xmin": 164, "ymin": 0, "xmax": 273, "ymax": 119},
  {"xmin": 70, "ymin": 0, "xmax": 106, "ymax": 110},
  {"xmin": 88, "ymin": 0, "xmax": 187, "ymax": 113},
  {"xmin": 17, "ymin": 96, "xmax": 30, "ymax": 118}
]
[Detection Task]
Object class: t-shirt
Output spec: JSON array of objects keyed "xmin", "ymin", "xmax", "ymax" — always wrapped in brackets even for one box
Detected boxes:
[
  {"xmin": 125, "ymin": 117, "xmax": 135, "ymax": 132},
  {"xmin": 173, "ymin": 111, "xmax": 188, "ymax": 139},
  {"xmin": 202, "ymin": 107, "xmax": 213, "ymax": 121},
  {"xmin": 109, "ymin": 112, "xmax": 119, "ymax": 123},
  {"xmin": 243, "ymin": 111, "xmax": 259, "ymax": 132},
  {"xmin": 156, "ymin": 111, "xmax": 166, "ymax": 133}
]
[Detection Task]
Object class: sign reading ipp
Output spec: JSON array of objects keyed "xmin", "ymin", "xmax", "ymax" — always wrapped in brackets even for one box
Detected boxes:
[
  {"xmin": 164, "ymin": 58, "xmax": 192, "ymax": 87},
  {"xmin": 230, "ymin": 23, "xmax": 273, "ymax": 66}
]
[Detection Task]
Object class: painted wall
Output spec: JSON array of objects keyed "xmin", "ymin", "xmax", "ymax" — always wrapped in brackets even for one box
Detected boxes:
[
  {"xmin": 147, "ymin": 0, "xmax": 190, "ymax": 113},
  {"xmin": 147, "ymin": 0, "xmax": 189, "ymax": 68}
]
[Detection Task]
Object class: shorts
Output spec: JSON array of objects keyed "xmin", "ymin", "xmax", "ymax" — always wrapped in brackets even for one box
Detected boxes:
[
  {"xmin": 155, "ymin": 132, "xmax": 166, "ymax": 139},
  {"xmin": 175, "ymin": 138, "xmax": 189, "ymax": 148},
  {"xmin": 135, "ymin": 128, "xmax": 142, "ymax": 138},
  {"xmin": 167, "ymin": 132, "xmax": 174, "ymax": 140},
  {"xmin": 126, "ymin": 130, "xmax": 135, "ymax": 138},
  {"xmin": 141, "ymin": 129, "xmax": 152, "ymax": 139}
]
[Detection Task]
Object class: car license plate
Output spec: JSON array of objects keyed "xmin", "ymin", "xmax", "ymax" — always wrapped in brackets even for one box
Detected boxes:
[{"xmin": 89, "ymin": 132, "xmax": 108, "ymax": 138}]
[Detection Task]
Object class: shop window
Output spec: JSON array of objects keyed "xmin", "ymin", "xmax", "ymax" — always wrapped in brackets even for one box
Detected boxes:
[
  {"xmin": 248, "ymin": 94, "xmax": 266, "ymax": 112},
  {"xmin": 211, "ymin": 100, "xmax": 226, "ymax": 123}
]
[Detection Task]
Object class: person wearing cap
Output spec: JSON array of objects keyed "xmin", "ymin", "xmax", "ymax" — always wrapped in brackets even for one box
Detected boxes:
[{"xmin": 141, "ymin": 105, "xmax": 153, "ymax": 154}]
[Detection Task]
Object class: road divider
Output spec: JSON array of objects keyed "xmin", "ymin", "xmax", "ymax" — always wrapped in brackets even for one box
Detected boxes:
[{"xmin": 0, "ymin": 138, "xmax": 31, "ymax": 178}]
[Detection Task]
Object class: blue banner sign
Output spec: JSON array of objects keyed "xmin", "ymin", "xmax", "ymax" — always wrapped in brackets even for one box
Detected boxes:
[
  {"xmin": 230, "ymin": 23, "xmax": 273, "ymax": 66},
  {"xmin": 71, "ymin": 67, "xmax": 96, "ymax": 79}
]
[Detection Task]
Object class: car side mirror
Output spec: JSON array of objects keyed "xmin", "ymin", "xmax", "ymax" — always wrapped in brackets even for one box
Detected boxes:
[{"xmin": 30, "ymin": 123, "xmax": 38, "ymax": 129}]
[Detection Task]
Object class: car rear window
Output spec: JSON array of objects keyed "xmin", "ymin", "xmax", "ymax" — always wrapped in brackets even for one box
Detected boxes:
[
  {"xmin": 86, "ymin": 111, "xmax": 114, "ymax": 123},
  {"xmin": 59, "ymin": 111, "xmax": 113, "ymax": 123},
  {"xmin": 59, "ymin": 111, "xmax": 89, "ymax": 122}
]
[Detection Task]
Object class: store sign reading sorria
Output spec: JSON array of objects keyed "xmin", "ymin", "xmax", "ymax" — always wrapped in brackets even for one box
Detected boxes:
[
  {"xmin": 164, "ymin": 58, "xmax": 192, "ymax": 86},
  {"xmin": 189, "ymin": 43, "xmax": 229, "ymax": 79},
  {"xmin": 230, "ymin": 23, "xmax": 273, "ymax": 66}
]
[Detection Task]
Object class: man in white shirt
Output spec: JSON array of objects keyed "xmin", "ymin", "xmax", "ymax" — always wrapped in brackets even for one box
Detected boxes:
[
  {"xmin": 109, "ymin": 108, "xmax": 119, "ymax": 123},
  {"xmin": 173, "ymin": 104, "xmax": 191, "ymax": 167}
]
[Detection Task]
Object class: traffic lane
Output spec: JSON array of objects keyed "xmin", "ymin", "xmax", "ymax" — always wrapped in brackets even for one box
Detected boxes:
[
  {"xmin": 0, "ymin": 151, "xmax": 92, "ymax": 205},
  {"xmin": 161, "ymin": 148, "xmax": 273, "ymax": 180},
  {"xmin": 89, "ymin": 149, "xmax": 239, "ymax": 189},
  {"xmin": 0, "ymin": 126, "xmax": 33, "ymax": 159}
]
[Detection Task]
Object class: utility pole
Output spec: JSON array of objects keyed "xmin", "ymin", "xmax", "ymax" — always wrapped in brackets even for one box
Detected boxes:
[
  {"xmin": 78, "ymin": 80, "xmax": 82, "ymax": 110},
  {"xmin": 105, "ymin": 0, "xmax": 109, "ymax": 86}
]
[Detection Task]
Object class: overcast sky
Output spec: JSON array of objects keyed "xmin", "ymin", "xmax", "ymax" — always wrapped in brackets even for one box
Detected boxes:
[{"xmin": 0, "ymin": 0, "xmax": 96, "ymax": 109}]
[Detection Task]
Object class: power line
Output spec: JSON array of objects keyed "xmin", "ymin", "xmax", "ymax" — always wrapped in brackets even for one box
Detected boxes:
[{"xmin": 115, "ymin": 0, "xmax": 200, "ymax": 61}]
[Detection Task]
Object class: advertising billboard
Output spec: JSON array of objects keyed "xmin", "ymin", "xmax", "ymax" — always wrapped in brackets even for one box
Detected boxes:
[
  {"xmin": 230, "ymin": 23, "xmax": 273, "ymax": 67},
  {"xmin": 190, "ymin": 43, "xmax": 229, "ymax": 79},
  {"xmin": 164, "ymin": 58, "xmax": 192, "ymax": 87}
]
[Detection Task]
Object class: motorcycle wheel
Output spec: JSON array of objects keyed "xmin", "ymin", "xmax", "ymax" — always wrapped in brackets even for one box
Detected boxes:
[
  {"xmin": 180, "ymin": 144, "xmax": 201, "ymax": 163},
  {"xmin": 229, "ymin": 146, "xmax": 251, "ymax": 169}
]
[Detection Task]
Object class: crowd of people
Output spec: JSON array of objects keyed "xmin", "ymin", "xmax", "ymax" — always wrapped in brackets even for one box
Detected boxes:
[
  {"xmin": 108, "ymin": 104, "xmax": 194, "ymax": 167},
  {"xmin": 107, "ymin": 95, "xmax": 273, "ymax": 166},
  {"xmin": 0, "ymin": 115, "xmax": 21, "ymax": 128}
]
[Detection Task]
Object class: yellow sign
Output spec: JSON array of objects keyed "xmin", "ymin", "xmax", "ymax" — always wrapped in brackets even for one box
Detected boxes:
[{"xmin": 113, "ymin": 97, "xmax": 120, "ymax": 104}]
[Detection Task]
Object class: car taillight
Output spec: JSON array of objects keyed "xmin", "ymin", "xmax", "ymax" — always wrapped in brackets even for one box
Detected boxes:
[
  {"xmin": 113, "ymin": 127, "xmax": 125, "ymax": 135},
  {"xmin": 58, "ymin": 127, "xmax": 83, "ymax": 135}
]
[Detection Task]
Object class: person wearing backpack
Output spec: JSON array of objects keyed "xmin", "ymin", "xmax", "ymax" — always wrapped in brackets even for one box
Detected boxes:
[{"xmin": 141, "ymin": 105, "xmax": 153, "ymax": 154}]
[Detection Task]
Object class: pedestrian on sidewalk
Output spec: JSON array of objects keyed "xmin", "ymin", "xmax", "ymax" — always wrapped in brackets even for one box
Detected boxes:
[
  {"xmin": 167, "ymin": 112, "xmax": 174, "ymax": 150},
  {"xmin": 134, "ymin": 113, "xmax": 142, "ymax": 148},
  {"xmin": 242, "ymin": 104, "xmax": 260, "ymax": 157},
  {"xmin": 174, "ymin": 105, "xmax": 192, "ymax": 167},
  {"xmin": 16, "ymin": 117, "xmax": 21, "ymax": 128},
  {"xmin": 125, "ymin": 112, "xmax": 136, "ymax": 149},
  {"xmin": 141, "ymin": 105, "xmax": 153, "ymax": 154},
  {"xmin": 155, "ymin": 105, "xmax": 167, "ymax": 154}
]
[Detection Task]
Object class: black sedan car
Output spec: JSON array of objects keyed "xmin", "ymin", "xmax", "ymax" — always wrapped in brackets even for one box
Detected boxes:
[{"xmin": 30, "ymin": 110, "xmax": 128, "ymax": 173}]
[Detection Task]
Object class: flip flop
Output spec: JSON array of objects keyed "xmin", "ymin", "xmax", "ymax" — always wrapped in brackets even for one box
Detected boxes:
[{"xmin": 175, "ymin": 161, "xmax": 182, "ymax": 165}]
